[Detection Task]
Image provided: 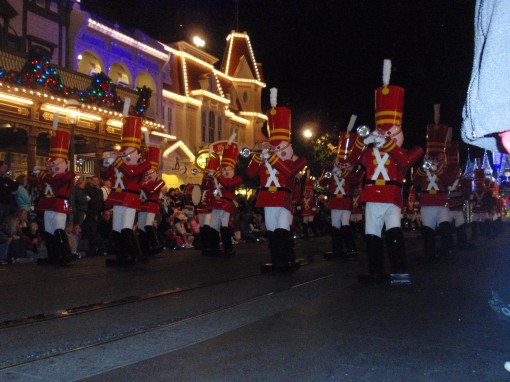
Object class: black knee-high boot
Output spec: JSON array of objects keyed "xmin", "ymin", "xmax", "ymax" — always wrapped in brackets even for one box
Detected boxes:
[
  {"xmin": 200, "ymin": 225, "xmax": 212, "ymax": 256},
  {"xmin": 138, "ymin": 228, "xmax": 150, "ymax": 255},
  {"xmin": 121, "ymin": 228, "xmax": 146, "ymax": 263},
  {"xmin": 358, "ymin": 234, "xmax": 387, "ymax": 284},
  {"xmin": 266, "ymin": 230, "xmax": 275, "ymax": 264},
  {"xmin": 143, "ymin": 225, "xmax": 162, "ymax": 254},
  {"xmin": 421, "ymin": 226, "xmax": 437, "ymax": 263},
  {"xmin": 220, "ymin": 226, "xmax": 235, "ymax": 257},
  {"xmin": 455, "ymin": 223, "xmax": 473, "ymax": 250},
  {"xmin": 385, "ymin": 227, "xmax": 408, "ymax": 274},
  {"xmin": 325, "ymin": 226, "xmax": 344, "ymax": 260},
  {"xmin": 274, "ymin": 228, "xmax": 297, "ymax": 272},
  {"xmin": 210, "ymin": 228, "xmax": 221, "ymax": 257},
  {"xmin": 54, "ymin": 229, "xmax": 75, "ymax": 264},
  {"xmin": 40, "ymin": 231, "xmax": 59, "ymax": 264},
  {"xmin": 470, "ymin": 222, "xmax": 479, "ymax": 241},
  {"xmin": 439, "ymin": 221, "xmax": 454, "ymax": 258},
  {"xmin": 302, "ymin": 223, "xmax": 309, "ymax": 239},
  {"xmin": 341, "ymin": 225, "xmax": 358, "ymax": 260},
  {"xmin": 366, "ymin": 234, "xmax": 384, "ymax": 275}
]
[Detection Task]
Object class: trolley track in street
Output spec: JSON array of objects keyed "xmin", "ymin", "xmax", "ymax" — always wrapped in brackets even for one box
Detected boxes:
[{"xmin": 0, "ymin": 257, "xmax": 354, "ymax": 371}]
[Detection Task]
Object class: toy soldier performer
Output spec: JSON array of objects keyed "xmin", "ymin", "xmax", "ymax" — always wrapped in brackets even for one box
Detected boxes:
[
  {"xmin": 35, "ymin": 128, "xmax": 76, "ymax": 265},
  {"xmin": 207, "ymin": 134, "xmax": 242, "ymax": 257},
  {"xmin": 318, "ymin": 114, "xmax": 361, "ymax": 261},
  {"xmin": 246, "ymin": 88, "xmax": 307, "ymax": 273},
  {"xmin": 446, "ymin": 141, "xmax": 474, "ymax": 250},
  {"xmin": 101, "ymin": 116, "xmax": 152, "ymax": 266},
  {"xmin": 413, "ymin": 105, "xmax": 455, "ymax": 262},
  {"xmin": 139, "ymin": 145, "xmax": 166, "ymax": 255},
  {"xmin": 471, "ymin": 166, "xmax": 491, "ymax": 240},
  {"xmin": 348, "ymin": 60, "xmax": 423, "ymax": 285},
  {"xmin": 198, "ymin": 149, "xmax": 219, "ymax": 257},
  {"xmin": 299, "ymin": 175, "xmax": 318, "ymax": 240}
]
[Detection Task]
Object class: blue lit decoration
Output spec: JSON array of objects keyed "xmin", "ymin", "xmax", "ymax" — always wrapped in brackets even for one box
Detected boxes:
[
  {"xmin": 84, "ymin": 72, "xmax": 123, "ymax": 111},
  {"xmin": 481, "ymin": 150, "xmax": 493, "ymax": 177},
  {"xmin": 0, "ymin": 54, "xmax": 151, "ymax": 115},
  {"xmin": 134, "ymin": 86, "xmax": 152, "ymax": 117},
  {"xmin": 463, "ymin": 147, "xmax": 475, "ymax": 179}
]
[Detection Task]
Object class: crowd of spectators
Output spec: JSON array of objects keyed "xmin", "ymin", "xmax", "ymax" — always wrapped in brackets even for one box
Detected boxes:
[{"xmin": 0, "ymin": 159, "xmax": 335, "ymax": 266}]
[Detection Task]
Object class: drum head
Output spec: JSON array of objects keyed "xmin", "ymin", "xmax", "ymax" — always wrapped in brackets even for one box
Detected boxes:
[{"xmin": 191, "ymin": 184, "xmax": 202, "ymax": 206}]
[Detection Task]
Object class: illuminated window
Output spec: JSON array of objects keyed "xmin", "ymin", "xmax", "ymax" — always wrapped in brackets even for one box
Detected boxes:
[
  {"xmin": 209, "ymin": 111, "xmax": 215, "ymax": 143},
  {"xmin": 201, "ymin": 111, "xmax": 206, "ymax": 144},
  {"xmin": 217, "ymin": 117, "xmax": 222, "ymax": 141}
]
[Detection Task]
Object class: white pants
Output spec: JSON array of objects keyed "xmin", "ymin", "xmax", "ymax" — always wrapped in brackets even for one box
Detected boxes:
[
  {"xmin": 138, "ymin": 211, "xmax": 155, "ymax": 231},
  {"xmin": 112, "ymin": 205, "xmax": 137, "ymax": 232},
  {"xmin": 264, "ymin": 207, "xmax": 292, "ymax": 232},
  {"xmin": 421, "ymin": 206, "xmax": 450, "ymax": 229},
  {"xmin": 365, "ymin": 202, "xmax": 401, "ymax": 237},
  {"xmin": 331, "ymin": 209, "xmax": 351, "ymax": 229},
  {"xmin": 211, "ymin": 209, "xmax": 230, "ymax": 231},
  {"xmin": 44, "ymin": 211, "xmax": 67, "ymax": 234},
  {"xmin": 198, "ymin": 212, "xmax": 212, "ymax": 227},
  {"xmin": 449, "ymin": 210, "xmax": 465, "ymax": 226}
]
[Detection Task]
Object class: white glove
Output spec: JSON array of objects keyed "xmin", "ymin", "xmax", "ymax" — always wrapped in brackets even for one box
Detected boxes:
[
  {"xmin": 260, "ymin": 150, "xmax": 271, "ymax": 160},
  {"xmin": 103, "ymin": 157, "xmax": 115, "ymax": 167},
  {"xmin": 208, "ymin": 171, "xmax": 215, "ymax": 177},
  {"xmin": 363, "ymin": 134, "xmax": 377, "ymax": 145},
  {"xmin": 373, "ymin": 136, "xmax": 386, "ymax": 148},
  {"xmin": 32, "ymin": 166, "xmax": 41, "ymax": 176}
]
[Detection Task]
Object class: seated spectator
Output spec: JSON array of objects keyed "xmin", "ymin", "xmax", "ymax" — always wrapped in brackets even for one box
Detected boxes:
[
  {"xmin": 249, "ymin": 213, "xmax": 266, "ymax": 241},
  {"xmin": 5, "ymin": 213, "xmax": 28, "ymax": 263},
  {"xmin": 66, "ymin": 223, "xmax": 88, "ymax": 258},
  {"xmin": 93, "ymin": 207, "xmax": 113, "ymax": 256},
  {"xmin": 17, "ymin": 208, "xmax": 30, "ymax": 231},
  {"xmin": 157, "ymin": 213, "xmax": 179, "ymax": 250},
  {"xmin": 173, "ymin": 211, "xmax": 194, "ymax": 248},
  {"xmin": 14, "ymin": 174, "xmax": 33, "ymax": 216},
  {"xmin": 23, "ymin": 221, "xmax": 47, "ymax": 260}
]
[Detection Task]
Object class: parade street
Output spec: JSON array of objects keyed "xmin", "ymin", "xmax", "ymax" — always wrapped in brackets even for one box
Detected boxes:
[{"xmin": 1, "ymin": 227, "xmax": 510, "ymax": 381}]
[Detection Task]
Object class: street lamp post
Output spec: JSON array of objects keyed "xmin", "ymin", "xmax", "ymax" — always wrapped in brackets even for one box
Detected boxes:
[{"xmin": 65, "ymin": 99, "xmax": 81, "ymax": 224}]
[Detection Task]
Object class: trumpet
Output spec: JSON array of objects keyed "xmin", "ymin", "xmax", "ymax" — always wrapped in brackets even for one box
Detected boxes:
[
  {"xmin": 240, "ymin": 147, "xmax": 263, "ymax": 158},
  {"xmin": 422, "ymin": 160, "xmax": 437, "ymax": 171},
  {"xmin": 192, "ymin": 168, "xmax": 215, "ymax": 176},
  {"xmin": 356, "ymin": 125, "xmax": 371, "ymax": 138},
  {"xmin": 239, "ymin": 142, "xmax": 277, "ymax": 158}
]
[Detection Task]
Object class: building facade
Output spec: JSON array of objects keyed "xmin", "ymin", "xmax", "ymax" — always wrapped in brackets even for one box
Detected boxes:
[{"xmin": 0, "ymin": 0, "xmax": 266, "ymax": 187}]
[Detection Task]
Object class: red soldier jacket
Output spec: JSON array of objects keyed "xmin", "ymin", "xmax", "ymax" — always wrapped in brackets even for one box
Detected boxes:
[
  {"xmin": 318, "ymin": 169, "xmax": 361, "ymax": 210},
  {"xmin": 471, "ymin": 188, "xmax": 491, "ymax": 214},
  {"xmin": 35, "ymin": 170, "xmax": 75, "ymax": 214},
  {"xmin": 206, "ymin": 171, "xmax": 242, "ymax": 214},
  {"xmin": 299, "ymin": 193, "xmax": 317, "ymax": 217},
  {"xmin": 447, "ymin": 176, "xmax": 472, "ymax": 212},
  {"xmin": 196, "ymin": 174, "xmax": 215, "ymax": 214},
  {"xmin": 348, "ymin": 137, "xmax": 423, "ymax": 209},
  {"xmin": 100, "ymin": 158, "xmax": 151, "ymax": 210},
  {"xmin": 140, "ymin": 179, "xmax": 166, "ymax": 214},
  {"xmin": 246, "ymin": 153, "xmax": 307, "ymax": 211},
  {"xmin": 413, "ymin": 165, "xmax": 455, "ymax": 207}
]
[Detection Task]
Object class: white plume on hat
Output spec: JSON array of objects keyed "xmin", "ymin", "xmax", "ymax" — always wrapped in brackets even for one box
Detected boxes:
[
  {"xmin": 434, "ymin": 104, "xmax": 441, "ymax": 125},
  {"xmin": 346, "ymin": 114, "xmax": 357, "ymax": 132},
  {"xmin": 270, "ymin": 88, "xmax": 278, "ymax": 108},
  {"xmin": 382, "ymin": 59, "xmax": 392, "ymax": 86}
]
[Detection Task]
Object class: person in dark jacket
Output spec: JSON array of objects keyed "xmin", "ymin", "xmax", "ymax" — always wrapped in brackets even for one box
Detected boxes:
[{"xmin": 0, "ymin": 161, "xmax": 18, "ymax": 224}]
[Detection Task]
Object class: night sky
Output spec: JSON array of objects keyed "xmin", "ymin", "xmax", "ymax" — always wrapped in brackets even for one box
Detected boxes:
[{"xmin": 80, "ymin": 0, "xmax": 477, "ymax": 157}]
